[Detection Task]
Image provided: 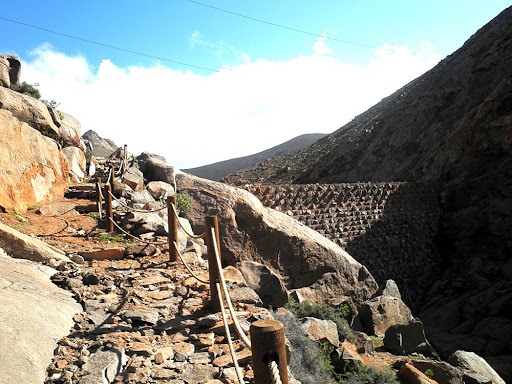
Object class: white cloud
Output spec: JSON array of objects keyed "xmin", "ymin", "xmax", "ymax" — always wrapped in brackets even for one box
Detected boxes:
[
  {"xmin": 309, "ymin": 29, "xmax": 335, "ymax": 55},
  {"xmin": 20, "ymin": 43, "xmax": 442, "ymax": 169}
]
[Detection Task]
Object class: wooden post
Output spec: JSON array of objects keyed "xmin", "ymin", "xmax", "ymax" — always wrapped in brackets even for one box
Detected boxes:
[
  {"xmin": 167, "ymin": 195, "xmax": 178, "ymax": 262},
  {"xmin": 95, "ymin": 179, "xmax": 102, "ymax": 214},
  {"xmin": 122, "ymin": 144, "xmax": 127, "ymax": 175},
  {"xmin": 205, "ymin": 216, "xmax": 221, "ymax": 312},
  {"xmin": 104, "ymin": 184, "xmax": 113, "ymax": 232},
  {"xmin": 250, "ymin": 320, "xmax": 289, "ymax": 384},
  {"xmin": 110, "ymin": 165, "xmax": 115, "ymax": 184}
]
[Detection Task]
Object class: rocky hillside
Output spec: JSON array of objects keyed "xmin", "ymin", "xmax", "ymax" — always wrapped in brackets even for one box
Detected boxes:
[
  {"xmin": 223, "ymin": 6, "xmax": 512, "ymax": 186},
  {"xmin": 82, "ymin": 129, "xmax": 118, "ymax": 158},
  {"xmin": 223, "ymin": 6, "xmax": 512, "ymax": 366},
  {"xmin": 184, "ymin": 133, "xmax": 325, "ymax": 181}
]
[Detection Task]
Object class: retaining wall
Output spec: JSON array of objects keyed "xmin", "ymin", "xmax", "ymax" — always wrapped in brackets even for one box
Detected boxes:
[{"xmin": 244, "ymin": 182, "xmax": 442, "ymax": 308}]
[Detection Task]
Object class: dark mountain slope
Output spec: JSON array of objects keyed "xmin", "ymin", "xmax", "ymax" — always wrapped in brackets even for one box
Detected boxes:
[
  {"xmin": 184, "ymin": 133, "xmax": 325, "ymax": 181},
  {"xmin": 223, "ymin": 6, "xmax": 512, "ymax": 186}
]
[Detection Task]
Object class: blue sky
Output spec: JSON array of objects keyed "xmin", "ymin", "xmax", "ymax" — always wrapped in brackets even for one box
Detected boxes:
[{"xmin": 1, "ymin": 1, "xmax": 510, "ymax": 168}]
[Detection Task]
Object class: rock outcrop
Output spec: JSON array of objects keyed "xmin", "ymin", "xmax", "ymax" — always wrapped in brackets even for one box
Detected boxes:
[
  {"xmin": 0, "ymin": 110, "xmax": 69, "ymax": 213},
  {"xmin": 0, "ymin": 86, "xmax": 61, "ymax": 140},
  {"xmin": 0, "ymin": 253, "xmax": 81, "ymax": 384},
  {"xmin": 0, "ymin": 55, "xmax": 21, "ymax": 88},
  {"xmin": 177, "ymin": 171, "xmax": 378, "ymax": 308}
]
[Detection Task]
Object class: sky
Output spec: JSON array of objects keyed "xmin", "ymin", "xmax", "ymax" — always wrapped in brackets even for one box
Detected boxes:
[{"xmin": 1, "ymin": 1, "xmax": 510, "ymax": 169}]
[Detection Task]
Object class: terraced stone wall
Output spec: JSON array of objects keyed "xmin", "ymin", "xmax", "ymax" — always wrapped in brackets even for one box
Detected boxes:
[{"xmin": 244, "ymin": 182, "xmax": 442, "ymax": 308}]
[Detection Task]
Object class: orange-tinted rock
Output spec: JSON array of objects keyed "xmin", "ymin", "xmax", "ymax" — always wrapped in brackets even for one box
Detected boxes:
[{"xmin": 0, "ymin": 110, "xmax": 69, "ymax": 213}]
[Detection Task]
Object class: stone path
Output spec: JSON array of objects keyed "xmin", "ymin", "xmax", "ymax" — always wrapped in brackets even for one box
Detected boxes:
[{"xmin": 44, "ymin": 249, "xmax": 268, "ymax": 384}]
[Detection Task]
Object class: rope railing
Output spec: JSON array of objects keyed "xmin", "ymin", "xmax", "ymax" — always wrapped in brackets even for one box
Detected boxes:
[
  {"xmin": 173, "ymin": 240, "xmax": 209, "ymax": 284},
  {"xmin": 268, "ymin": 361, "xmax": 283, "ymax": 384},
  {"xmin": 211, "ymin": 227, "xmax": 252, "ymax": 349},
  {"xmin": 94, "ymin": 170, "xmax": 288, "ymax": 384},
  {"xmin": 170, "ymin": 203, "xmax": 206, "ymax": 239},
  {"xmin": 216, "ymin": 282, "xmax": 246, "ymax": 384},
  {"xmin": 108, "ymin": 217, "xmax": 168, "ymax": 246},
  {"xmin": 107, "ymin": 189, "xmax": 167, "ymax": 213}
]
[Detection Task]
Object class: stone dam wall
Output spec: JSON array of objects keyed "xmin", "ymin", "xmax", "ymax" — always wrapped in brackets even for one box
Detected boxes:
[{"xmin": 244, "ymin": 182, "xmax": 442, "ymax": 308}]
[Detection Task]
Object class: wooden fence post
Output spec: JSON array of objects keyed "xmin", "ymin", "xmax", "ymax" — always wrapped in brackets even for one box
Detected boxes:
[
  {"xmin": 250, "ymin": 319, "xmax": 289, "ymax": 384},
  {"xmin": 104, "ymin": 184, "xmax": 113, "ymax": 232},
  {"xmin": 95, "ymin": 179, "xmax": 102, "ymax": 214},
  {"xmin": 122, "ymin": 144, "xmax": 127, "ymax": 175},
  {"xmin": 205, "ymin": 216, "xmax": 221, "ymax": 312},
  {"xmin": 167, "ymin": 195, "xmax": 178, "ymax": 262},
  {"xmin": 110, "ymin": 165, "xmax": 115, "ymax": 184}
]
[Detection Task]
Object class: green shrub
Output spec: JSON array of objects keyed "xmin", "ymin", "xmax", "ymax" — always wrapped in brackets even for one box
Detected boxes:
[
  {"xmin": 17, "ymin": 81, "xmax": 41, "ymax": 99},
  {"xmin": 272, "ymin": 309, "xmax": 337, "ymax": 384},
  {"xmin": 337, "ymin": 362, "xmax": 399, "ymax": 384},
  {"xmin": 176, "ymin": 193, "xmax": 191, "ymax": 212},
  {"xmin": 96, "ymin": 232, "xmax": 132, "ymax": 244},
  {"xmin": 424, "ymin": 369, "xmax": 434, "ymax": 379},
  {"xmin": 285, "ymin": 297, "xmax": 355, "ymax": 342}
]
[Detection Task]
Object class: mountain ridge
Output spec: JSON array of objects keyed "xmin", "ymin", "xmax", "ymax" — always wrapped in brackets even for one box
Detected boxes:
[{"xmin": 184, "ymin": 133, "xmax": 325, "ymax": 181}]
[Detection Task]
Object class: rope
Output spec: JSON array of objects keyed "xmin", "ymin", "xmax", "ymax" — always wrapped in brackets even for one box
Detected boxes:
[
  {"xmin": 170, "ymin": 203, "xmax": 206, "ymax": 239},
  {"xmin": 106, "ymin": 168, "xmax": 112, "ymax": 185},
  {"xmin": 108, "ymin": 217, "xmax": 168, "ymax": 245},
  {"xmin": 107, "ymin": 189, "xmax": 167, "ymax": 213},
  {"xmin": 216, "ymin": 282, "xmax": 246, "ymax": 384},
  {"xmin": 212, "ymin": 228, "xmax": 252, "ymax": 349},
  {"xmin": 97, "ymin": 201, "xmax": 105, "ymax": 220},
  {"xmin": 173, "ymin": 241, "xmax": 209, "ymax": 284},
  {"xmin": 268, "ymin": 360, "xmax": 283, "ymax": 384}
]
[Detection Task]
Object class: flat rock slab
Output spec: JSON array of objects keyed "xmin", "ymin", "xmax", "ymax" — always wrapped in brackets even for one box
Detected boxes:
[{"xmin": 0, "ymin": 254, "xmax": 82, "ymax": 384}]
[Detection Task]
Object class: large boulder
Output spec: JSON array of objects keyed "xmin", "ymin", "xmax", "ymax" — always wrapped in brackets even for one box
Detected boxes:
[
  {"xmin": 136, "ymin": 152, "xmax": 175, "ymax": 185},
  {"xmin": 177, "ymin": 171, "xmax": 378, "ymax": 308},
  {"xmin": 147, "ymin": 181, "xmax": 175, "ymax": 200},
  {"xmin": 59, "ymin": 111, "xmax": 81, "ymax": 148},
  {"xmin": 0, "ymin": 254, "xmax": 81, "ymax": 384},
  {"xmin": 358, "ymin": 280, "xmax": 413, "ymax": 336},
  {"xmin": 0, "ymin": 86, "xmax": 60, "ymax": 140},
  {"xmin": 300, "ymin": 317, "xmax": 340, "ymax": 347},
  {"xmin": 237, "ymin": 260, "xmax": 289, "ymax": 308},
  {"xmin": 448, "ymin": 351, "xmax": 506, "ymax": 384},
  {"xmin": 0, "ymin": 221, "xmax": 68, "ymax": 263},
  {"xmin": 122, "ymin": 166, "xmax": 144, "ymax": 191},
  {"xmin": 62, "ymin": 146, "xmax": 87, "ymax": 183},
  {"xmin": 0, "ymin": 110, "xmax": 69, "ymax": 213},
  {"xmin": 383, "ymin": 318, "xmax": 438, "ymax": 358}
]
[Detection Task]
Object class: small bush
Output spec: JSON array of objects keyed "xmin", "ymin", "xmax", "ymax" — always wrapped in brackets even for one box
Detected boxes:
[
  {"xmin": 176, "ymin": 193, "xmax": 191, "ymax": 212},
  {"xmin": 285, "ymin": 298, "xmax": 355, "ymax": 342},
  {"xmin": 337, "ymin": 362, "xmax": 399, "ymax": 384},
  {"xmin": 17, "ymin": 81, "xmax": 41, "ymax": 99},
  {"xmin": 96, "ymin": 232, "xmax": 132, "ymax": 244},
  {"xmin": 272, "ymin": 309, "xmax": 337, "ymax": 384}
]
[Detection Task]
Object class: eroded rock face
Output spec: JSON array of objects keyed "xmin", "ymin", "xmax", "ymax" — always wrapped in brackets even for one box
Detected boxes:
[
  {"xmin": 0, "ymin": 86, "xmax": 60, "ymax": 140},
  {"xmin": 0, "ymin": 55, "xmax": 21, "ymax": 88},
  {"xmin": 0, "ymin": 110, "xmax": 69, "ymax": 213},
  {"xmin": 0, "ymin": 58, "xmax": 10, "ymax": 88},
  {"xmin": 177, "ymin": 171, "xmax": 378, "ymax": 308}
]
